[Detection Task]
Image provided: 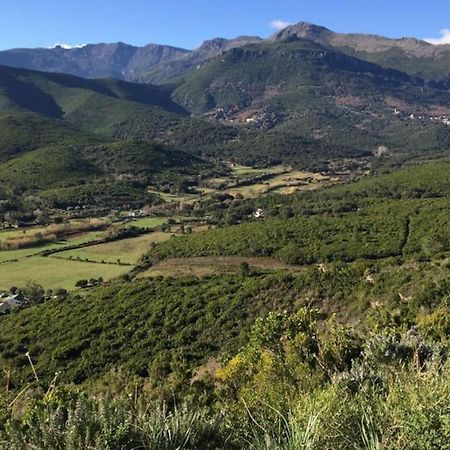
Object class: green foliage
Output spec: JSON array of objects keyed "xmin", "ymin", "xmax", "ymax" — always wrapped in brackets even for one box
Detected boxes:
[
  {"xmin": 0, "ymin": 112, "xmax": 97, "ymax": 163},
  {"xmin": 0, "ymin": 392, "xmax": 229, "ymax": 449},
  {"xmin": 39, "ymin": 181, "xmax": 160, "ymax": 209},
  {"xmin": 0, "ymin": 274, "xmax": 301, "ymax": 386},
  {"xmin": 22, "ymin": 281, "xmax": 45, "ymax": 304},
  {"xmin": 144, "ymin": 212, "xmax": 408, "ymax": 265}
]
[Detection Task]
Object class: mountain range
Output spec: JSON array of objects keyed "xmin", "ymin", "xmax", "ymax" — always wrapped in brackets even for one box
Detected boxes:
[
  {"xmin": 1, "ymin": 21, "xmax": 450, "ymax": 210},
  {"xmin": 2, "ymin": 23, "xmax": 450, "ymax": 83}
]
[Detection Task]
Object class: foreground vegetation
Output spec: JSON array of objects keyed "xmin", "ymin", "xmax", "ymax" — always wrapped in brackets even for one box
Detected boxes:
[
  {"xmin": 2, "ymin": 303, "xmax": 450, "ymax": 449},
  {"xmin": 0, "ymin": 159, "xmax": 449, "ymax": 448}
]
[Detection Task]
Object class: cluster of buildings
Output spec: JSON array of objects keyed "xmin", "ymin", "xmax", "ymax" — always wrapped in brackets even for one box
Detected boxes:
[
  {"xmin": 0, "ymin": 292, "xmax": 27, "ymax": 313},
  {"xmin": 245, "ymin": 112, "xmax": 280, "ymax": 130},
  {"xmin": 393, "ymin": 108, "xmax": 450, "ymax": 126}
]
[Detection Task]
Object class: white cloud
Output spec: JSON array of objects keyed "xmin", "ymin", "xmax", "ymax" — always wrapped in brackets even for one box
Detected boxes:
[
  {"xmin": 49, "ymin": 42, "xmax": 87, "ymax": 49},
  {"xmin": 269, "ymin": 19, "xmax": 293, "ymax": 31},
  {"xmin": 424, "ymin": 29, "xmax": 450, "ymax": 45}
]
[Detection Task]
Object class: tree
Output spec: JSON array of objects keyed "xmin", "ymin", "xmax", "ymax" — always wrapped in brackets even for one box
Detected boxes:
[
  {"xmin": 240, "ymin": 262, "xmax": 251, "ymax": 277},
  {"xmin": 54, "ymin": 288, "xmax": 68, "ymax": 299},
  {"xmin": 23, "ymin": 281, "xmax": 45, "ymax": 304},
  {"xmin": 75, "ymin": 279, "xmax": 88, "ymax": 289}
]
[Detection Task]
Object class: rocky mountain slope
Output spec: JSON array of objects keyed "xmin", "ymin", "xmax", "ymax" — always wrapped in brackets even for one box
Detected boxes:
[
  {"xmin": 0, "ymin": 37, "xmax": 261, "ymax": 83},
  {"xmin": 0, "ymin": 42, "xmax": 189, "ymax": 81},
  {"xmin": 272, "ymin": 22, "xmax": 450, "ymax": 80}
]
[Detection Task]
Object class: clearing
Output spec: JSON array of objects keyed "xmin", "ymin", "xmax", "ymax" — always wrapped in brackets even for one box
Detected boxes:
[{"xmin": 138, "ymin": 256, "xmax": 298, "ymax": 278}]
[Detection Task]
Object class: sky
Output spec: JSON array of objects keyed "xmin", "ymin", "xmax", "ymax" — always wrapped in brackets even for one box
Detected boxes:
[{"xmin": 1, "ymin": 0, "xmax": 450, "ymax": 50}]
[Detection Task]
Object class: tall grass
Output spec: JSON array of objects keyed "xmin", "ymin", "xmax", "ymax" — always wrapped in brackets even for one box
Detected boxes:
[
  {"xmin": 0, "ymin": 395, "xmax": 229, "ymax": 450},
  {"xmin": 0, "ymin": 220, "xmax": 106, "ymax": 250},
  {"xmin": 2, "ymin": 362, "xmax": 450, "ymax": 448}
]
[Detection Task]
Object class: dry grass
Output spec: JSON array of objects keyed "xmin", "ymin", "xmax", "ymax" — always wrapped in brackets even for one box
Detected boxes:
[
  {"xmin": 139, "ymin": 256, "xmax": 298, "ymax": 278},
  {"xmin": 225, "ymin": 170, "xmax": 331, "ymax": 198},
  {"xmin": 0, "ymin": 220, "xmax": 107, "ymax": 251}
]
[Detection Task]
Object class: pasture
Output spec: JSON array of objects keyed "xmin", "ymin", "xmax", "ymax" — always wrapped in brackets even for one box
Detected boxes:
[
  {"xmin": 0, "ymin": 256, "xmax": 128, "ymax": 290},
  {"xmin": 55, "ymin": 232, "xmax": 173, "ymax": 265}
]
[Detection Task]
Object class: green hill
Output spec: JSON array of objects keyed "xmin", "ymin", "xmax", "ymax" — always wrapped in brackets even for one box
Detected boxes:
[
  {"xmin": 2, "ymin": 45, "xmax": 450, "ymax": 173},
  {"xmin": 0, "ymin": 140, "xmax": 206, "ymax": 191},
  {"xmin": 139, "ymin": 160, "xmax": 450, "ymax": 267},
  {"xmin": 0, "ymin": 160, "xmax": 449, "ymax": 388},
  {"xmin": 0, "ymin": 153, "xmax": 449, "ymax": 449},
  {"xmin": 0, "ymin": 67, "xmax": 212, "ymax": 211},
  {"xmin": 0, "ymin": 65, "xmax": 187, "ymax": 140},
  {"xmin": 0, "ymin": 112, "xmax": 99, "ymax": 162}
]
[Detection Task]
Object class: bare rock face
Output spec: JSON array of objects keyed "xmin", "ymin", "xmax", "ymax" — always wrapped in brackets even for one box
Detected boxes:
[
  {"xmin": 195, "ymin": 36, "xmax": 263, "ymax": 58},
  {"xmin": 271, "ymin": 22, "xmax": 334, "ymax": 47}
]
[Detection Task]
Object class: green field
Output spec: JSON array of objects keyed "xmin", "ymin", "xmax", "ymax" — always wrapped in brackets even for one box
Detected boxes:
[
  {"xmin": 147, "ymin": 190, "xmax": 199, "ymax": 203},
  {"xmin": 0, "ymin": 226, "xmax": 49, "ymax": 240},
  {"xmin": 55, "ymin": 232, "xmax": 173, "ymax": 265},
  {"xmin": 0, "ymin": 230, "xmax": 106, "ymax": 263},
  {"xmin": 0, "ymin": 214, "xmax": 196, "ymax": 289},
  {"xmin": 0, "ymin": 256, "xmax": 129, "ymax": 290},
  {"xmin": 124, "ymin": 217, "xmax": 169, "ymax": 228}
]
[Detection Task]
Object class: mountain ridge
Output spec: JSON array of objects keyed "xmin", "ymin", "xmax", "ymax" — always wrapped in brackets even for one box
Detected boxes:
[
  {"xmin": 272, "ymin": 22, "xmax": 450, "ymax": 79},
  {"xmin": 272, "ymin": 22, "xmax": 450, "ymax": 56},
  {"xmin": 3, "ymin": 22, "xmax": 450, "ymax": 83}
]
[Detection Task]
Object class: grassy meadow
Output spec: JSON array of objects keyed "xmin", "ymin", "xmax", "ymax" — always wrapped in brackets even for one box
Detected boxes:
[
  {"xmin": 0, "ymin": 226, "xmax": 178, "ymax": 289},
  {"xmin": 0, "ymin": 256, "xmax": 129, "ymax": 290},
  {"xmin": 55, "ymin": 232, "xmax": 173, "ymax": 265}
]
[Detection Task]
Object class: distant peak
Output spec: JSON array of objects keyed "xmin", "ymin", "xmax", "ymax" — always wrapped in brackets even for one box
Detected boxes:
[
  {"xmin": 198, "ymin": 38, "xmax": 229, "ymax": 50},
  {"xmin": 271, "ymin": 21, "xmax": 333, "ymax": 44},
  {"xmin": 196, "ymin": 35, "xmax": 262, "ymax": 55}
]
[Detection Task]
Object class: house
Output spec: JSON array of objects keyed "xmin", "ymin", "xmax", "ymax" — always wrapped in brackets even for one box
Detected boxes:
[
  {"xmin": 253, "ymin": 208, "xmax": 265, "ymax": 219},
  {"xmin": 0, "ymin": 292, "xmax": 26, "ymax": 313}
]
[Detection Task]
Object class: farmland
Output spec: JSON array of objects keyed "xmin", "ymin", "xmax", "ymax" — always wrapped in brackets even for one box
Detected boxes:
[
  {"xmin": 0, "ymin": 218, "xmax": 172, "ymax": 290},
  {"xmin": 0, "ymin": 256, "xmax": 129, "ymax": 290},
  {"xmin": 200, "ymin": 164, "xmax": 337, "ymax": 198},
  {"xmin": 0, "ymin": 163, "xmax": 344, "ymax": 291},
  {"xmin": 55, "ymin": 232, "xmax": 173, "ymax": 265}
]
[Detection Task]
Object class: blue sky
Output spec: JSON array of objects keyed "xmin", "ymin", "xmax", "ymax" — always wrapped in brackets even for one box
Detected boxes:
[{"xmin": 1, "ymin": 0, "xmax": 450, "ymax": 50}]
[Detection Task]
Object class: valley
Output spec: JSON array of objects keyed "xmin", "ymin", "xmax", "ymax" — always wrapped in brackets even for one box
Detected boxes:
[
  {"xmin": 0, "ymin": 16, "xmax": 450, "ymax": 449},
  {"xmin": 0, "ymin": 162, "xmax": 341, "ymax": 290}
]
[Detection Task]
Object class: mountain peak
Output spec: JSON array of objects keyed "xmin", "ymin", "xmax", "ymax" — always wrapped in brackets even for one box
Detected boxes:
[
  {"xmin": 197, "ymin": 36, "xmax": 262, "ymax": 55},
  {"xmin": 271, "ymin": 21, "xmax": 450, "ymax": 58},
  {"xmin": 271, "ymin": 22, "xmax": 332, "ymax": 45}
]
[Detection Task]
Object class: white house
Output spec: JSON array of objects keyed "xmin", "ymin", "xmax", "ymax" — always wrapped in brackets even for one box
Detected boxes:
[
  {"xmin": 0, "ymin": 293, "xmax": 26, "ymax": 313},
  {"xmin": 253, "ymin": 208, "xmax": 265, "ymax": 219}
]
